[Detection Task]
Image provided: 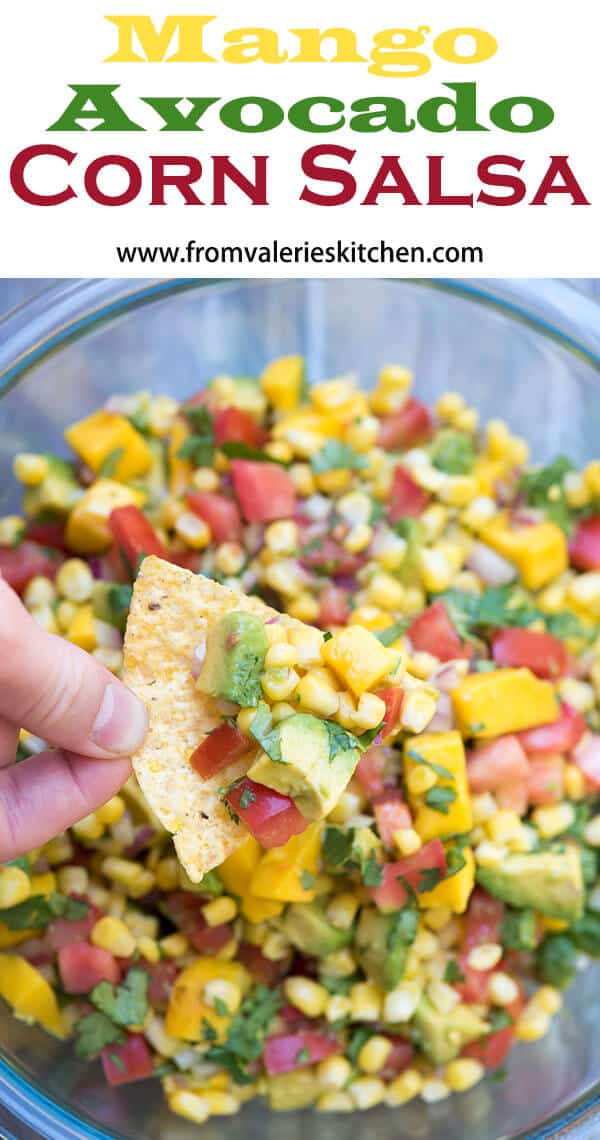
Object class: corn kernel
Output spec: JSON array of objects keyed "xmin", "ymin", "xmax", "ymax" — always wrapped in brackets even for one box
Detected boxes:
[
  {"xmin": 351, "ymin": 692, "xmax": 386, "ymax": 733},
  {"xmin": 95, "ymin": 646, "xmax": 124, "ymax": 673},
  {"xmin": 101, "ymin": 857, "xmax": 154, "ymax": 898},
  {"xmin": 445, "ymin": 1058, "xmax": 485, "ymax": 1093},
  {"xmin": 203, "ymin": 896, "xmax": 238, "ymax": 926},
  {"xmin": 215, "ymin": 542, "xmax": 245, "ymax": 577},
  {"xmin": 144, "ymin": 1014, "xmax": 179, "ymax": 1058},
  {"xmin": 262, "ymin": 931, "xmax": 290, "ymax": 961},
  {"xmin": 264, "ymin": 441, "xmax": 293, "ymax": 464},
  {"xmin": 382, "ymin": 981, "xmax": 422, "ymax": 1023},
  {"xmin": 357, "ymin": 1035, "xmax": 393, "ymax": 1075},
  {"xmin": 421, "ymin": 1079, "xmax": 451, "ymax": 1104},
  {"xmin": 261, "ymin": 666, "xmax": 300, "ymax": 702},
  {"xmin": 328, "ymin": 788, "xmax": 363, "ymax": 824},
  {"xmin": 316, "ymin": 1091, "xmax": 354, "ymax": 1113},
  {"xmin": 73, "ymin": 813, "xmax": 105, "ymax": 842},
  {"xmin": 343, "ymin": 524, "xmax": 373, "ymax": 554},
  {"xmin": 515, "ymin": 1008, "xmax": 551, "ymax": 1042},
  {"xmin": 393, "ymin": 828, "xmax": 422, "ymax": 856},
  {"xmin": 323, "ymin": 949, "xmax": 357, "ymax": 977},
  {"xmin": 284, "ymin": 976, "xmax": 328, "ymax": 1018},
  {"xmin": 367, "ymin": 572, "xmax": 405, "ymax": 612},
  {"xmin": 55, "ymin": 558, "xmax": 94, "ymax": 603},
  {"xmin": 168, "ymin": 1091, "xmax": 211, "ymax": 1124},
  {"xmin": 467, "ymin": 943, "xmax": 502, "ymax": 971},
  {"xmin": 289, "ymin": 463, "xmax": 316, "ymax": 496},
  {"xmin": 0, "ymin": 515, "xmax": 25, "ymax": 546},
  {"xmin": 583, "ymin": 815, "xmax": 600, "ymax": 847},
  {"xmin": 295, "ymin": 671, "xmax": 339, "ymax": 718},
  {"xmin": 317, "ymin": 1056, "xmax": 353, "ymax": 1090},
  {"xmin": 485, "ymin": 810, "xmax": 524, "ymax": 845},
  {"xmin": 56, "ymin": 866, "xmax": 89, "ymax": 896},
  {"xmin": 174, "ymin": 512, "xmax": 211, "ymax": 550},
  {"xmin": 558, "ymin": 677, "xmax": 595, "ymax": 712},
  {"xmin": 97, "ymin": 796, "xmax": 125, "ymax": 827},
  {"xmin": 264, "ymin": 520, "xmax": 299, "ymax": 557},
  {"xmin": 413, "ymin": 929, "xmax": 439, "ymax": 961},
  {"xmin": 385, "ymin": 1068, "xmax": 423, "ymax": 1106},
  {"xmin": 337, "ymin": 491, "xmax": 371, "ymax": 527},
  {"xmin": 43, "ymin": 833, "xmax": 74, "ymax": 866},
  {"xmin": 324, "ymin": 994, "xmax": 352, "ymax": 1023},
  {"xmin": 532, "ymin": 986, "xmax": 562, "ymax": 1015},
  {"xmin": 137, "ymin": 936, "xmax": 160, "ymax": 963},
  {"xmin": 371, "ymin": 530, "xmax": 407, "ymax": 572},
  {"xmin": 428, "ymin": 980, "xmax": 460, "ymax": 1015},
  {"xmin": 532, "ymin": 803, "xmax": 575, "ymax": 840},
  {"xmin": 270, "ymin": 701, "xmax": 296, "ymax": 723},
  {"xmin": 474, "ymin": 841, "xmax": 506, "ymax": 868},
  {"xmin": 326, "ymin": 893, "xmax": 360, "ymax": 930},
  {"xmin": 286, "ymin": 592, "xmax": 320, "ymax": 623},
  {"xmin": 345, "ymin": 417, "xmax": 378, "ymax": 453},
  {"xmin": 263, "ymin": 559, "xmax": 305, "ymax": 598},
  {"xmin": 13, "ymin": 453, "xmax": 49, "ymax": 486},
  {"xmin": 0, "ymin": 866, "xmax": 31, "ymax": 909},
  {"xmin": 488, "ymin": 971, "xmax": 519, "ymax": 1006},
  {"xmin": 29, "ymin": 604, "xmax": 59, "ymax": 634},
  {"xmin": 400, "ymin": 689, "xmax": 437, "ymax": 734},
  {"xmin": 349, "ymin": 1077, "xmax": 385, "ymax": 1110},
  {"xmin": 350, "ymin": 982, "xmax": 382, "ymax": 1021},
  {"xmin": 191, "ymin": 467, "xmax": 219, "ymax": 492},
  {"xmin": 160, "ymin": 932, "xmax": 189, "ymax": 958},
  {"xmin": 23, "ymin": 576, "xmax": 57, "ymax": 609},
  {"xmin": 204, "ymin": 978, "xmax": 242, "ymax": 1015},
  {"xmin": 471, "ymin": 793, "xmax": 498, "ymax": 824},
  {"xmin": 436, "ymin": 392, "xmax": 465, "ymax": 420},
  {"xmin": 316, "ymin": 470, "xmax": 353, "ymax": 495},
  {"xmin": 91, "ymin": 916, "xmax": 136, "ymax": 958}
]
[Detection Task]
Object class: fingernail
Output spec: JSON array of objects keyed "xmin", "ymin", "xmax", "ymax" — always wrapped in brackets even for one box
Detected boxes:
[{"xmin": 91, "ymin": 684, "xmax": 148, "ymax": 755}]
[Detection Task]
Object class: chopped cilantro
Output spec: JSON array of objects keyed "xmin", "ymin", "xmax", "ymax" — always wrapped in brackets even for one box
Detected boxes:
[
  {"xmin": 469, "ymin": 722, "xmax": 487, "ymax": 734},
  {"xmin": 220, "ymin": 441, "xmax": 287, "ymax": 466},
  {"xmin": 376, "ymin": 620, "xmax": 410, "ymax": 647},
  {"xmin": 91, "ymin": 968, "xmax": 149, "ymax": 1029},
  {"xmin": 438, "ymin": 585, "xmax": 540, "ymax": 640},
  {"xmin": 355, "ymin": 722, "xmax": 385, "ymax": 750},
  {"xmin": 310, "ymin": 440, "xmax": 367, "ymax": 474},
  {"xmin": 295, "ymin": 1047, "xmax": 310, "ymax": 1064},
  {"xmin": 389, "ymin": 907, "xmax": 418, "ymax": 947},
  {"xmin": 486, "ymin": 1009, "xmax": 513, "ymax": 1034},
  {"xmin": 347, "ymin": 1026, "xmax": 375, "ymax": 1065},
  {"xmin": 322, "ymin": 827, "xmax": 354, "ymax": 868},
  {"xmin": 300, "ymin": 870, "xmax": 315, "ymax": 890},
  {"xmin": 474, "ymin": 659, "xmax": 496, "ymax": 673},
  {"xmin": 0, "ymin": 893, "xmax": 88, "ymax": 931},
  {"xmin": 98, "ymin": 447, "xmax": 125, "ymax": 478},
  {"xmin": 432, "ymin": 431, "xmax": 475, "ymax": 475},
  {"xmin": 107, "ymin": 1051, "xmax": 126, "ymax": 1072},
  {"xmin": 74, "ymin": 1012, "xmax": 124, "ymax": 1059},
  {"xmin": 396, "ymin": 874, "xmax": 418, "ymax": 905},
  {"xmin": 444, "ymin": 959, "xmax": 465, "ymax": 984},
  {"xmin": 362, "ymin": 852, "xmax": 384, "ymax": 887},
  {"xmin": 443, "ymin": 845, "xmax": 468, "ymax": 880},
  {"xmin": 520, "ymin": 456, "xmax": 575, "ymax": 533},
  {"xmin": 5, "ymin": 855, "xmax": 31, "ymax": 875},
  {"xmin": 204, "ymin": 984, "xmax": 282, "ymax": 1084},
  {"xmin": 424, "ymin": 786, "xmax": 457, "ymax": 815},
  {"xmin": 177, "ymin": 406, "xmax": 214, "ymax": 467},
  {"xmin": 323, "ymin": 631, "xmax": 333, "ymax": 643},
  {"xmin": 239, "ymin": 787, "xmax": 256, "ymax": 810},
  {"xmin": 490, "ymin": 1065, "xmax": 508, "ymax": 1083},
  {"xmin": 198, "ymin": 869, "xmax": 224, "ymax": 897},
  {"xmin": 407, "ymin": 748, "xmax": 453, "ymax": 781},
  {"xmin": 214, "ymin": 997, "xmax": 230, "ymax": 1018},
  {"xmin": 249, "ymin": 703, "xmax": 282, "ymax": 762},
  {"xmin": 319, "ymin": 974, "xmax": 359, "ymax": 996},
  {"xmin": 545, "ymin": 611, "xmax": 590, "ymax": 641},
  {"xmin": 105, "ymin": 583, "xmax": 133, "ymax": 631},
  {"xmin": 418, "ymin": 866, "xmax": 444, "ymax": 892},
  {"xmin": 325, "ymin": 720, "xmax": 360, "ymax": 762}
]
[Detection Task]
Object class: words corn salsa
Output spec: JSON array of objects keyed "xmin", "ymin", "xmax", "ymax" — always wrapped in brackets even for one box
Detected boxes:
[{"xmin": 1, "ymin": 358, "xmax": 600, "ymax": 1120}]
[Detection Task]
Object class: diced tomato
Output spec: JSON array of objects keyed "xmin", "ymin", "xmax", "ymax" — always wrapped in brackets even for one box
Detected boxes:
[
  {"xmin": 139, "ymin": 959, "xmax": 177, "ymax": 1012},
  {"xmin": 517, "ymin": 702, "xmax": 586, "ymax": 756},
  {"xmin": 101, "ymin": 1034, "xmax": 154, "ymax": 1087},
  {"xmin": 188, "ymin": 919, "xmax": 232, "ymax": 954},
  {"xmin": 380, "ymin": 1036, "xmax": 414, "ymax": 1080},
  {"xmin": 25, "ymin": 521, "xmax": 68, "ymax": 551},
  {"xmin": 300, "ymin": 534, "xmax": 365, "ymax": 578},
  {"xmin": 238, "ymin": 943, "xmax": 292, "ymax": 987},
  {"xmin": 108, "ymin": 506, "xmax": 168, "ymax": 568},
  {"xmin": 492, "ymin": 628, "xmax": 569, "ymax": 680},
  {"xmin": 570, "ymin": 516, "xmax": 600, "ymax": 571},
  {"xmin": 47, "ymin": 903, "xmax": 102, "ymax": 952},
  {"xmin": 264, "ymin": 1033, "xmax": 340, "ymax": 1075},
  {"xmin": 464, "ymin": 888, "xmax": 504, "ymax": 949},
  {"xmin": 373, "ymin": 789, "xmax": 412, "ymax": 849},
  {"xmin": 494, "ymin": 779, "xmax": 528, "ymax": 816},
  {"xmin": 190, "ymin": 724, "xmax": 251, "ymax": 780},
  {"xmin": 527, "ymin": 754, "xmax": 565, "ymax": 805},
  {"xmin": 355, "ymin": 745, "xmax": 388, "ymax": 799},
  {"xmin": 213, "ymin": 406, "xmax": 265, "ymax": 449},
  {"xmin": 58, "ymin": 942, "xmax": 120, "ymax": 994},
  {"xmin": 162, "ymin": 891, "xmax": 232, "ymax": 954},
  {"xmin": 408, "ymin": 601, "xmax": 465, "ymax": 663},
  {"xmin": 186, "ymin": 491, "xmax": 242, "ymax": 543},
  {"xmin": 0, "ymin": 541, "xmax": 60, "ymax": 594},
  {"xmin": 368, "ymin": 840, "xmax": 447, "ymax": 912},
  {"xmin": 377, "ymin": 398, "xmax": 433, "ymax": 451},
  {"xmin": 466, "ymin": 735, "xmax": 528, "ymax": 794},
  {"xmin": 573, "ymin": 734, "xmax": 600, "ymax": 789},
  {"xmin": 388, "ymin": 465, "xmax": 429, "ymax": 523},
  {"xmin": 376, "ymin": 687, "xmax": 404, "ymax": 740},
  {"xmin": 231, "ymin": 460, "xmax": 296, "ymax": 523},
  {"xmin": 317, "ymin": 584, "xmax": 351, "ymax": 628},
  {"xmin": 17, "ymin": 936, "xmax": 55, "ymax": 968},
  {"xmin": 462, "ymin": 989, "xmax": 524, "ymax": 1070},
  {"xmin": 226, "ymin": 778, "xmax": 307, "ymax": 849}
]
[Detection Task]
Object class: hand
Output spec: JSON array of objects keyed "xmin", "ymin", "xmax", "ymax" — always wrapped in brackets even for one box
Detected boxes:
[{"xmin": 0, "ymin": 578, "xmax": 148, "ymax": 860}]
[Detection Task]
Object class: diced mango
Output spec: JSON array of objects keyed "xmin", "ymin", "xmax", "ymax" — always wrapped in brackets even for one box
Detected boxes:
[
  {"xmin": 219, "ymin": 837, "xmax": 283, "ymax": 922},
  {"xmin": 404, "ymin": 732, "xmax": 472, "ymax": 842},
  {"xmin": 323, "ymin": 626, "xmax": 392, "ymax": 697},
  {"xmin": 66, "ymin": 604, "xmax": 96, "ymax": 651},
  {"xmin": 472, "ymin": 457, "xmax": 510, "ymax": 497},
  {"xmin": 261, "ymin": 355, "xmax": 305, "ymax": 412},
  {"xmin": 0, "ymin": 954, "xmax": 66, "ymax": 1038},
  {"xmin": 250, "ymin": 824, "xmax": 321, "ymax": 903},
  {"xmin": 65, "ymin": 410, "xmax": 152, "ymax": 481},
  {"xmin": 165, "ymin": 957, "xmax": 250, "ymax": 1041},
  {"xmin": 418, "ymin": 847, "xmax": 475, "ymax": 914},
  {"xmin": 65, "ymin": 478, "xmax": 146, "ymax": 554},
  {"xmin": 29, "ymin": 872, "xmax": 56, "ymax": 896},
  {"xmin": 168, "ymin": 417, "xmax": 193, "ymax": 496},
  {"xmin": 273, "ymin": 411, "xmax": 344, "ymax": 443},
  {"xmin": 0, "ymin": 925, "xmax": 39, "ymax": 949},
  {"xmin": 311, "ymin": 379, "xmax": 369, "ymax": 422},
  {"xmin": 451, "ymin": 668, "xmax": 559, "ymax": 739},
  {"xmin": 479, "ymin": 513, "xmax": 567, "ymax": 589}
]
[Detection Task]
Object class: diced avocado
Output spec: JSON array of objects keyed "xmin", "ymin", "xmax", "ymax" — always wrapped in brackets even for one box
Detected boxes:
[
  {"xmin": 197, "ymin": 611, "xmax": 267, "ymax": 707},
  {"xmin": 536, "ymin": 933, "xmax": 577, "ymax": 988},
  {"xmin": 23, "ymin": 454, "xmax": 82, "ymax": 518},
  {"xmin": 355, "ymin": 906, "xmax": 417, "ymax": 992},
  {"xmin": 92, "ymin": 582, "xmax": 132, "ymax": 633},
  {"xmin": 281, "ymin": 901, "xmax": 352, "ymax": 958},
  {"xmin": 476, "ymin": 848, "xmax": 584, "ymax": 922},
  {"xmin": 248, "ymin": 714, "xmax": 359, "ymax": 822},
  {"xmin": 268, "ymin": 1070, "xmax": 319, "ymax": 1110},
  {"xmin": 393, "ymin": 518, "xmax": 422, "ymax": 586},
  {"xmin": 413, "ymin": 996, "xmax": 488, "ymax": 1065},
  {"xmin": 500, "ymin": 906, "xmax": 537, "ymax": 952}
]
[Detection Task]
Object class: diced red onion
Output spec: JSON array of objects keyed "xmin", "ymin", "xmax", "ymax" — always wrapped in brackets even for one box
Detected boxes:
[
  {"xmin": 427, "ymin": 691, "xmax": 456, "ymax": 732},
  {"xmin": 124, "ymin": 826, "xmax": 157, "ymax": 858},
  {"xmin": 510, "ymin": 507, "xmax": 544, "ymax": 528},
  {"xmin": 88, "ymin": 556, "xmax": 113, "ymax": 580},
  {"xmin": 466, "ymin": 541, "xmax": 517, "ymax": 587},
  {"xmin": 215, "ymin": 699, "xmax": 239, "ymax": 716},
  {"xmin": 303, "ymin": 495, "xmax": 331, "ymax": 521},
  {"xmin": 431, "ymin": 663, "xmax": 464, "ymax": 693},
  {"xmin": 191, "ymin": 641, "xmax": 206, "ymax": 679}
]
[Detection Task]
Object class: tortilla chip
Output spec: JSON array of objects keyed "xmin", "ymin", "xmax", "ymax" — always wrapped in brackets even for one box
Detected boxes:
[{"xmin": 123, "ymin": 555, "xmax": 303, "ymax": 880}]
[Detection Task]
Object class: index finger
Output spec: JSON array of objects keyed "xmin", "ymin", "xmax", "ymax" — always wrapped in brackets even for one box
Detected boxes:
[{"xmin": 0, "ymin": 579, "xmax": 148, "ymax": 759}]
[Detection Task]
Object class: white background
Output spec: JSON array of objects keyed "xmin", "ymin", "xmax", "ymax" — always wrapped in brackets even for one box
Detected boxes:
[{"xmin": 1, "ymin": 0, "xmax": 599, "ymax": 276}]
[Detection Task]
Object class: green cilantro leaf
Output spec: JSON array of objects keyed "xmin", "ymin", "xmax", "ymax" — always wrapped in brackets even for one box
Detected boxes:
[
  {"xmin": 177, "ymin": 407, "xmax": 215, "ymax": 467},
  {"xmin": 432, "ymin": 431, "xmax": 475, "ymax": 475},
  {"xmin": 322, "ymin": 827, "xmax": 354, "ymax": 868},
  {"xmin": 204, "ymin": 984, "xmax": 281, "ymax": 1084},
  {"xmin": 5, "ymin": 856, "xmax": 31, "ymax": 875},
  {"xmin": 214, "ymin": 997, "xmax": 230, "ymax": 1018},
  {"xmin": 389, "ymin": 908, "xmax": 418, "ymax": 947},
  {"xmin": 239, "ymin": 786, "xmax": 256, "ymax": 810},
  {"xmin": 438, "ymin": 585, "xmax": 541, "ymax": 641},
  {"xmin": 425, "ymin": 786, "xmax": 457, "ymax": 815},
  {"xmin": 418, "ymin": 866, "xmax": 444, "ymax": 892},
  {"xmin": 0, "ymin": 893, "xmax": 88, "ymax": 931},
  {"xmin": 220, "ymin": 442, "xmax": 287, "ymax": 466},
  {"xmin": 198, "ymin": 869, "xmax": 224, "ymax": 897},
  {"xmin": 104, "ymin": 583, "xmax": 133, "ymax": 632},
  {"xmin": 310, "ymin": 441, "xmax": 367, "ymax": 474},
  {"xmin": 444, "ymin": 959, "xmax": 465, "ymax": 984},
  {"xmin": 325, "ymin": 720, "xmax": 360, "ymax": 763},
  {"xmin": 376, "ymin": 620, "xmax": 410, "ymax": 647},
  {"xmin": 444, "ymin": 845, "xmax": 468, "ymax": 880},
  {"xmin": 347, "ymin": 1026, "xmax": 375, "ymax": 1065},
  {"xmin": 295, "ymin": 1047, "xmax": 310, "ymax": 1064},
  {"xmin": 362, "ymin": 852, "xmax": 384, "ymax": 888},
  {"xmin": 249, "ymin": 703, "xmax": 282, "ymax": 762},
  {"xmin": 407, "ymin": 748, "xmax": 453, "ymax": 781},
  {"xmin": 98, "ymin": 447, "xmax": 125, "ymax": 479},
  {"xmin": 323, "ymin": 631, "xmax": 333, "ymax": 643},
  {"xmin": 520, "ymin": 456, "xmax": 575, "ymax": 533},
  {"xmin": 74, "ymin": 1012, "xmax": 124, "ymax": 1059},
  {"xmin": 300, "ymin": 870, "xmax": 315, "ymax": 890},
  {"xmin": 486, "ymin": 1009, "xmax": 513, "ymax": 1034},
  {"xmin": 91, "ymin": 968, "xmax": 149, "ymax": 1029}
]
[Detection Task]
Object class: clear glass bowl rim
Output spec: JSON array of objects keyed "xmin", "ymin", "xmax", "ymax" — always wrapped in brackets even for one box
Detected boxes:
[{"xmin": 1, "ymin": 275, "xmax": 600, "ymax": 1140}]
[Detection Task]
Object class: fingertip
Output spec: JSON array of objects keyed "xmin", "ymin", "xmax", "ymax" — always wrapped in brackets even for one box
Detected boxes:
[{"xmin": 90, "ymin": 682, "xmax": 148, "ymax": 756}]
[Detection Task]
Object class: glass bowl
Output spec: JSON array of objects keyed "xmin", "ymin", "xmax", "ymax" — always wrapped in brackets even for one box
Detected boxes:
[{"xmin": 1, "ymin": 277, "xmax": 600, "ymax": 1140}]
